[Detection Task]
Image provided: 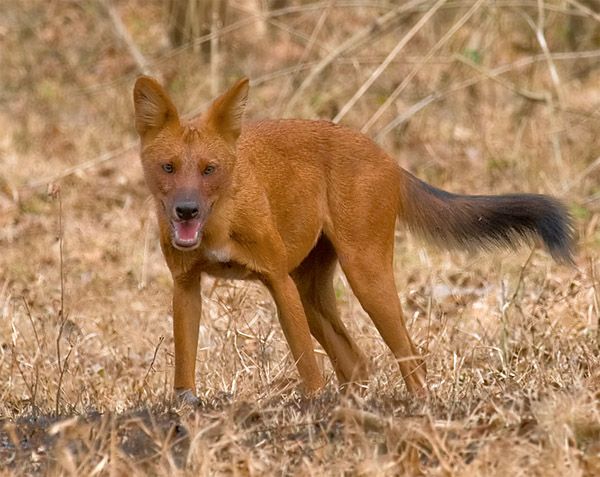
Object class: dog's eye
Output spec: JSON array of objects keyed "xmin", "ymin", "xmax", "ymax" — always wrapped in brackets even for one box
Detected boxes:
[
  {"xmin": 162, "ymin": 163, "xmax": 174, "ymax": 173},
  {"xmin": 203, "ymin": 164, "xmax": 216, "ymax": 176}
]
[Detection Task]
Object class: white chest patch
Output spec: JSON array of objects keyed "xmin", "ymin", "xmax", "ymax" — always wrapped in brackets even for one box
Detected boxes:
[{"xmin": 204, "ymin": 244, "xmax": 232, "ymax": 263}]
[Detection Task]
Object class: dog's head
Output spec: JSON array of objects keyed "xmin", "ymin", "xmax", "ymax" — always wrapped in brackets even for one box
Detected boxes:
[{"xmin": 133, "ymin": 77, "xmax": 249, "ymax": 251}]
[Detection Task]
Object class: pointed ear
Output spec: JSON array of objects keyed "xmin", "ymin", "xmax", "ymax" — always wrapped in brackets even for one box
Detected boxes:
[
  {"xmin": 204, "ymin": 77, "xmax": 249, "ymax": 143},
  {"xmin": 133, "ymin": 76, "xmax": 180, "ymax": 140}
]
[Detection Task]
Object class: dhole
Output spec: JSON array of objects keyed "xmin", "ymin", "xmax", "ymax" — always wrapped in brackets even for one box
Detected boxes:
[{"xmin": 133, "ymin": 76, "xmax": 573, "ymax": 404}]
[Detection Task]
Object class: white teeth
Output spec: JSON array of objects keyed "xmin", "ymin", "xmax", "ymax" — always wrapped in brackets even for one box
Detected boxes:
[
  {"xmin": 172, "ymin": 224, "xmax": 201, "ymax": 250},
  {"xmin": 174, "ymin": 230, "xmax": 199, "ymax": 244}
]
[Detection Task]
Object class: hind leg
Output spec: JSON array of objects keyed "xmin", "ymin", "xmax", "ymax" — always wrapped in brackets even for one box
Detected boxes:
[
  {"xmin": 325, "ymin": 178, "xmax": 427, "ymax": 394},
  {"xmin": 292, "ymin": 237, "xmax": 369, "ymax": 384},
  {"xmin": 337, "ymin": 250, "xmax": 427, "ymax": 394}
]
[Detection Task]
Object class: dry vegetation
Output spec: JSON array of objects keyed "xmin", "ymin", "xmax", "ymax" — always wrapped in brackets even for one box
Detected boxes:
[{"xmin": 1, "ymin": 0, "xmax": 600, "ymax": 475}]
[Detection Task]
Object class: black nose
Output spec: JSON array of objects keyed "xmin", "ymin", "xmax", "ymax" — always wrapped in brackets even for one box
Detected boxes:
[{"xmin": 174, "ymin": 202, "xmax": 199, "ymax": 220}]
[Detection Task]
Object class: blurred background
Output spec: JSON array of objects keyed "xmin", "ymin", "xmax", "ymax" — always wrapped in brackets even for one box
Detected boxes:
[
  {"xmin": 1, "ymin": 1, "xmax": 600, "ymax": 474},
  {"xmin": 4, "ymin": 0, "xmax": 600, "ymax": 193}
]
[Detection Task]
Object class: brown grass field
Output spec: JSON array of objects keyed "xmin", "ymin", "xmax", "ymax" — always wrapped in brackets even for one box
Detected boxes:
[{"xmin": 2, "ymin": 0, "xmax": 600, "ymax": 475}]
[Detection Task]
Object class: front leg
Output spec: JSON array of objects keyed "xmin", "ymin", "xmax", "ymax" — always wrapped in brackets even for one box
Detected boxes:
[
  {"xmin": 265, "ymin": 274, "xmax": 325, "ymax": 393},
  {"xmin": 172, "ymin": 275, "xmax": 202, "ymax": 403}
]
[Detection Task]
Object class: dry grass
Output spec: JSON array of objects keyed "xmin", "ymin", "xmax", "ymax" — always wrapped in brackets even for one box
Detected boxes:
[{"xmin": 1, "ymin": 0, "xmax": 600, "ymax": 475}]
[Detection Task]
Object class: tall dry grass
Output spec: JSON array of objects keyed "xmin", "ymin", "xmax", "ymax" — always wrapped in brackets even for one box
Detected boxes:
[{"xmin": 1, "ymin": 0, "xmax": 599, "ymax": 474}]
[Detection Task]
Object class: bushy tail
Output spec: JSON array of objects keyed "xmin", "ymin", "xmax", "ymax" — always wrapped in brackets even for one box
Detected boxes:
[{"xmin": 398, "ymin": 172, "xmax": 575, "ymax": 264}]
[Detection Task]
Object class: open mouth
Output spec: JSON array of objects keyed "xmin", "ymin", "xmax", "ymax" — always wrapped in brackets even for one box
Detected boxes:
[{"xmin": 171, "ymin": 219, "xmax": 203, "ymax": 250}]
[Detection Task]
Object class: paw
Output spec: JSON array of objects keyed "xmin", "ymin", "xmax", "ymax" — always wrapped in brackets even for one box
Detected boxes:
[{"xmin": 175, "ymin": 388, "xmax": 201, "ymax": 407}]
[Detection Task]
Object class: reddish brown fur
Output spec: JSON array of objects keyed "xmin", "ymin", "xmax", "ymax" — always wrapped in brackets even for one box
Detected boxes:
[{"xmin": 133, "ymin": 77, "xmax": 573, "ymax": 402}]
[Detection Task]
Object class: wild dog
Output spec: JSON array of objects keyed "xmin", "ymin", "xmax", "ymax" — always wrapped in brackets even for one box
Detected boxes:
[{"xmin": 133, "ymin": 76, "xmax": 573, "ymax": 404}]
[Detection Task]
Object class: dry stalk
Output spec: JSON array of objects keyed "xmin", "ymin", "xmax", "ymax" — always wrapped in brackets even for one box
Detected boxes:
[
  {"xmin": 210, "ymin": 0, "xmax": 222, "ymax": 97},
  {"xmin": 373, "ymin": 49, "xmax": 598, "ymax": 140},
  {"xmin": 101, "ymin": 0, "xmax": 157, "ymax": 78},
  {"xmin": 21, "ymin": 298, "xmax": 41, "ymax": 413},
  {"xmin": 564, "ymin": 154, "xmax": 600, "ymax": 194},
  {"xmin": 55, "ymin": 344, "xmax": 74, "ymax": 416},
  {"xmin": 362, "ymin": 0, "xmax": 486, "ymax": 132},
  {"xmin": 518, "ymin": 4, "xmax": 566, "ymax": 179},
  {"xmin": 156, "ymin": 1, "xmax": 347, "ymax": 65},
  {"xmin": 333, "ymin": 0, "xmax": 448, "ymax": 124},
  {"xmin": 590, "ymin": 259, "xmax": 600, "ymax": 351},
  {"xmin": 13, "ymin": 353, "xmax": 35, "ymax": 407},
  {"xmin": 50, "ymin": 185, "xmax": 75, "ymax": 416},
  {"xmin": 565, "ymin": 0, "xmax": 600, "ymax": 23},
  {"xmin": 263, "ymin": 14, "xmax": 330, "ymax": 48},
  {"xmin": 283, "ymin": 0, "xmax": 429, "ymax": 115},
  {"xmin": 499, "ymin": 249, "xmax": 535, "ymax": 370},
  {"xmin": 51, "ymin": 0, "xmax": 593, "ymax": 103},
  {"xmin": 455, "ymin": 54, "xmax": 548, "ymax": 102},
  {"xmin": 274, "ymin": 0, "xmax": 335, "ymax": 114},
  {"xmin": 21, "ymin": 297, "xmax": 41, "ymax": 350},
  {"xmin": 25, "ymin": 143, "xmax": 135, "ymax": 190},
  {"xmin": 140, "ymin": 335, "xmax": 165, "ymax": 402},
  {"xmin": 376, "ymin": 92, "xmax": 440, "ymax": 140},
  {"xmin": 533, "ymin": 1, "xmax": 563, "ymax": 102}
]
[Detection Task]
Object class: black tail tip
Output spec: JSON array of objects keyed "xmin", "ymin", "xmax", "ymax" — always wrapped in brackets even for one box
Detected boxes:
[
  {"xmin": 548, "ymin": 241, "xmax": 576, "ymax": 266},
  {"xmin": 539, "ymin": 200, "xmax": 576, "ymax": 265}
]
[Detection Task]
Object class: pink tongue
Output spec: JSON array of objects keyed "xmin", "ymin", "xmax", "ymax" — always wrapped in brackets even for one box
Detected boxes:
[{"xmin": 174, "ymin": 220, "xmax": 202, "ymax": 243}]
